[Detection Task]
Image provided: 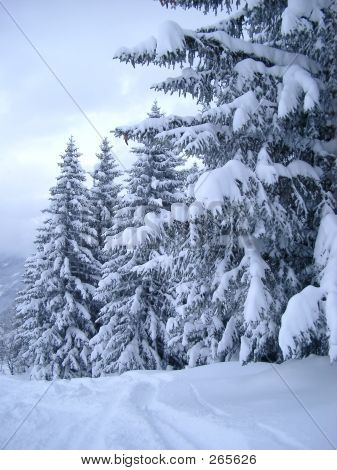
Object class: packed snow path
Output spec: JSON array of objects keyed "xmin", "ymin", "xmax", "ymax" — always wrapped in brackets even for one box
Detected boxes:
[{"xmin": 0, "ymin": 356, "xmax": 336, "ymax": 450}]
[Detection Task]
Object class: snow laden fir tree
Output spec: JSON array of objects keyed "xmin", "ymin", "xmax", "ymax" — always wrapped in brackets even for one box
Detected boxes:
[
  {"xmin": 15, "ymin": 138, "xmax": 100, "ymax": 379},
  {"xmin": 90, "ymin": 102, "xmax": 185, "ymax": 375},
  {"xmin": 14, "ymin": 223, "xmax": 51, "ymax": 373},
  {"xmin": 91, "ymin": 137, "xmax": 122, "ymax": 263},
  {"xmin": 115, "ymin": 0, "xmax": 337, "ymax": 364}
]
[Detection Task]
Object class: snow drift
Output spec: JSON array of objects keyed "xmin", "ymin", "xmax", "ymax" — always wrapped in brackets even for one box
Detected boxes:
[{"xmin": 0, "ymin": 356, "xmax": 336, "ymax": 450}]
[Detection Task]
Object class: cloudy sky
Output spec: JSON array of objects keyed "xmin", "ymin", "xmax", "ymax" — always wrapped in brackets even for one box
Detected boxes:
[{"xmin": 0, "ymin": 0, "xmax": 218, "ymax": 257}]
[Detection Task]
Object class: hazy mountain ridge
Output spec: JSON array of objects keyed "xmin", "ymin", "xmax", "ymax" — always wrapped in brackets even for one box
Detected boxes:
[{"xmin": 0, "ymin": 256, "xmax": 25, "ymax": 325}]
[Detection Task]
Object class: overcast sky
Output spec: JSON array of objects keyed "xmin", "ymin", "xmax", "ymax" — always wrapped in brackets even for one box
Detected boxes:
[{"xmin": 0, "ymin": 0, "xmax": 218, "ymax": 257}]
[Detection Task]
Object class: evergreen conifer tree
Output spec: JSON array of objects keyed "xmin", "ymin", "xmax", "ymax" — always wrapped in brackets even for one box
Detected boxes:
[
  {"xmin": 90, "ymin": 102, "xmax": 185, "ymax": 374},
  {"xmin": 114, "ymin": 0, "xmax": 336, "ymax": 364},
  {"xmin": 15, "ymin": 138, "xmax": 100, "ymax": 379},
  {"xmin": 14, "ymin": 225, "xmax": 50, "ymax": 372},
  {"xmin": 91, "ymin": 137, "xmax": 122, "ymax": 263}
]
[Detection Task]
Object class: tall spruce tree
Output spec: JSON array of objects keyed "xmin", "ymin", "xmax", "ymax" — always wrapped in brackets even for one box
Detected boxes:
[
  {"xmin": 114, "ymin": 1, "xmax": 336, "ymax": 364},
  {"xmin": 91, "ymin": 137, "xmax": 122, "ymax": 262},
  {"xmin": 15, "ymin": 138, "xmax": 100, "ymax": 379},
  {"xmin": 90, "ymin": 102, "xmax": 185, "ymax": 374},
  {"xmin": 14, "ymin": 223, "xmax": 50, "ymax": 372}
]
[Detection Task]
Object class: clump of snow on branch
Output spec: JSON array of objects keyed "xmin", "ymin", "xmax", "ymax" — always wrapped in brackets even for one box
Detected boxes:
[
  {"xmin": 279, "ymin": 207, "xmax": 337, "ymax": 361},
  {"xmin": 235, "ymin": 60, "xmax": 320, "ymax": 117},
  {"xmin": 315, "ymin": 208, "xmax": 337, "ymax": 361},
  {"xmin": 156, "ymin": 21, "xmax": 188, "ymax": 56},
  {"xmin": 279, "ymin": 286, "xmax": 324, "ymax": 357},
  {"xmin": 115, "ymin": 20, "xmax": 194, "ymax": 61},
  {"xmin": 205, "ymin": 90, "xmax": 260, "ymax": 132},
  {"xmin": 194, "ymin": 160, "xmax": 254, "ymax": 207},
  {"xmin": 256, "ymin": 147, "xmax": 321, "ymax": 185},
  {"xmin": 107, "ymin": 210, "xmax": 170, "ymax": 250},
  {"xmin": 282, "ymin": 0, "xmax": 330, "ymax": 35}
]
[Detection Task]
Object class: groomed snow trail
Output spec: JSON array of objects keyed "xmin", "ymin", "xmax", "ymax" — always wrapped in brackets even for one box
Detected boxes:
[{"xmin": 0, "ymin": 356, "xmax": 336, "ymax": 450}]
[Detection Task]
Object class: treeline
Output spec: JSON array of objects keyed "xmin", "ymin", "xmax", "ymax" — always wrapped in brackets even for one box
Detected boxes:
[{"xmin": 8, "ymin": 0, "xmax": 337, "ymax": 378}]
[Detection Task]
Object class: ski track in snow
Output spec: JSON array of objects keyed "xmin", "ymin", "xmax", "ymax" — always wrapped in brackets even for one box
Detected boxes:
[
  {"xmin": 255, "ymin": 422, "xmax": 302, "ymax": 449},
  {"xmin": 0, "ymin": 356, "xmax": 336, "ymax": 450},
  {"xmin": 189, "ymin": 383, "xmax": 230, "ymax": 418}
]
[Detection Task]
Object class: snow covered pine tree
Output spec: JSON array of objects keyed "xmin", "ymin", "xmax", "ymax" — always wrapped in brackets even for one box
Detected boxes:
[
  {"xmin": 14, "ymin": 224, "xmax": 51, "ymax": 373},
  {"xmin": 90, "ymin": 137, "xmax": 122, "ymax": 263},
  {"xmin": 114, "ymin": 0, "xmax": 336, "ymax": 364},
  {"xmin": 15, "ymin": 138, "xmax": 100, "ymax": 379},
  {"xmin": 90, "ymin": 102, "xmax": 185, "ymax": 374}
]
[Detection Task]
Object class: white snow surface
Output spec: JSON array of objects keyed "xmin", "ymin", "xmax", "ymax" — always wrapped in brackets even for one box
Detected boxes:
[{"xmin": 0, "ymin": 356, "xmax": 336, "ymax": 450}]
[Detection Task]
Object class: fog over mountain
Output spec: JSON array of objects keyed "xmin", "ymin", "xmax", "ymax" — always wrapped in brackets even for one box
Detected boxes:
[{"xmin": 0, "ymin": 255, "xmax": 24, "ymax": 325}]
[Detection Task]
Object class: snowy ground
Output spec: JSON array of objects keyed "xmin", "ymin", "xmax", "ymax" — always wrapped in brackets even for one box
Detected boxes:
[{"xmin": 0, "ymin": 356, "xmax": 336, "ymax": 450}]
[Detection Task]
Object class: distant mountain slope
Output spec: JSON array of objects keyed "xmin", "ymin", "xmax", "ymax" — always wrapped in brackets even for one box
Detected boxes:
[{"xmin": 0, "ymin": 256, "xmax": 25, "ymax": 324}]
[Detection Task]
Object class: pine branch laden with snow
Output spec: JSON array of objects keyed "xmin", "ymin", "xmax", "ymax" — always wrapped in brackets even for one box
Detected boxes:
[
  {"xmin": 215, "ymin": 236, "xmax": 281, "ymax": 364},
  {"xmin": 112, "ymin": 0, "xmax": 336, "ymax": 367},
  {"xmin": 165, "ymin": 214, "xmax": 224, "ymax": 369},
  {"xmin": 280, "ymin": 207, "xmax": 337, "ymax": 362},
  {"xmin": 114, "ymin": 1, "xmax": 330, "ymax": 161},
  {"xmin": 158, "ymin": 0, "xmax": 227, "ymax": 13},
  {"xmin": 115, "ymin": 113, "xmax": 199, "ymax": 147},
  {"xmin": 157, "ymin": 0, "xmax": 269, "ymax": 20}
]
